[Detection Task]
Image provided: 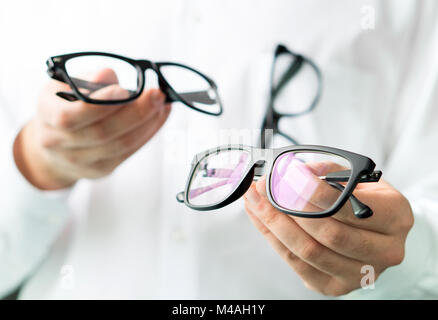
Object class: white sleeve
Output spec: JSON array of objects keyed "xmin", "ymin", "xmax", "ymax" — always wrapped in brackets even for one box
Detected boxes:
[
  {"xmin": 342, "ymin": 195, "xmax": 438, "ymax": 299},
  {"xmin": 0, "ymin": 123, "xmax": 70, "ymax": 298},
  {"xmin": 342, "ymin": 1, "xmax": 438, "ymax": 299}
]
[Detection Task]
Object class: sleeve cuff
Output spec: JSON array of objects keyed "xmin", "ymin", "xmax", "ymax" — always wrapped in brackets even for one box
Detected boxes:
[
  {"xmin": 341, "ymin": 197, "xmax": 438, "ymax": 299},
  {"xmin": 0, "ymin": 123, "xmax": 71, "ymax": 298},
  {"xmin": 5, "ymin": 123, "xmax": 74, "ymax": 200}
]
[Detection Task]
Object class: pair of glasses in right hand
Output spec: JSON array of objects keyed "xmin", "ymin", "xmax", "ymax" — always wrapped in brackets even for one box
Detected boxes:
[
  {"xmin": 46, "ymin": 52, "xmax": 223, "ymax": 116},
  {"xmin": 177, "ymin": 145, "xmax": 382, "ymax": 219},
  {"xmin": 260, "ymin": 44, "xmax": 322, "ymax": 147}
]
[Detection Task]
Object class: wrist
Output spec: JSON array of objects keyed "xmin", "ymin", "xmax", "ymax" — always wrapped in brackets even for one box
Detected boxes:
[{"xmin": 13, "ymin": 120, "xmax": 77, "ymax": 190}]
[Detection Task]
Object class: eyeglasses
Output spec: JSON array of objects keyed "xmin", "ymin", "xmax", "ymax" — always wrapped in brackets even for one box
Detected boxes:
[
  {"xmin": 176, "ymin": 145, "xmax": 382, "ymax": 218},
  {"xmin": 46, "ymin": 52, "xmax": 223, "ymax": 116},
  {"xmin": 260, "ymin": 44, "xmax": 322, "ymax": 147}
]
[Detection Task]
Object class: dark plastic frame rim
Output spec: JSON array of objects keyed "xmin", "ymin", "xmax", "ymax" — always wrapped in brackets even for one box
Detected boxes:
[
  {"xmin": 270, "ymin": 44, "xmax": 322, "ymax": 118},
  {"xmin": 182, "ymin": 144, "xmax": 375, "ymax": 218},
  {"xmin": 47, "ymin": 51, "xmax": 223, "ymax": 116}
]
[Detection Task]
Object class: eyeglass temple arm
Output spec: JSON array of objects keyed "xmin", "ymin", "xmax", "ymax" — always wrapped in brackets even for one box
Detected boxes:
[
  {"xmin": 176, "ymin": 177, "xmax": 375, "ymax": 219},
  {"xmin": 202, "ymin": 168, "xmax": 382, "ymax": 183},
  {"xmin": 51, "ymin": 76, "xmax": 216, "ymax": 105},
  {"xmin": 321, "ymin": 170, "xmax": 382, "ymax": 183},
  {"xmin": 176, "ymin": 168, "xmax": 381, "ymax": 215},
  {"xmin": 271, "ymin": 55, "xmax": 304, "ymax": 99},
  {"xmin": 183, "ymin": 168, "xmax": 381, "ymax": 190},
  {"xmin": 327, "ymin": 181, "xmax": 373, "ymax": 219}
]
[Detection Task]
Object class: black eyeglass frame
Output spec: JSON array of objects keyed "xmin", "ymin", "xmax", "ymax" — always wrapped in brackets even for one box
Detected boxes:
[
  {"xmin": 177, "ymin": 144, "xmax": 381, "ymax": 219},
  {"xmin": 260, "ymin": 44, "xmax": 322, "ymax": 147},
  {"xmin": 46, "ymin": 51, "xmax": 223, "ymax": 116}
]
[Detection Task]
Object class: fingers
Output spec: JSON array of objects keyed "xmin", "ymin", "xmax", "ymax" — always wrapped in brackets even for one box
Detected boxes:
[
  {"xmin": 51, "ymin": 101, "xmax": 171, "ymax": 166},
  {"xmin": 331, "ymin": 183, "xmax": 408, "ymax": 235},
  {"xmin": 38, "ymin": 69, "xmax": 127, "ymax": 130},
  {"xmin": 291, "ymin": 215, "xmax": 393, "ymax": 265},
  {"xmin": 244, "ymin": 203, "xmax": 336, "ymax": 294},
  {"xmin": 304, "ymin": 162, "xmax": 398, "ymax": 233},
  {"xmin": 244, "ymin": 180, "xmax": 363, "ymax": 281},
  {"xmin": 271, "ymin": 159, "xmax": 400, "ymax": 234},
  {"xmin": 244, "ymin": 174, "xmax": 413, "ymax": 296},
  {"xmin": 255, "ymin": 174, "xmax": 406, "ymax": 262},
  {"xmin": 255, "ymin": 175, "xmax": 390, "ymax": 262},
  {"xmin": 41, "ymin": 89, "xmax": 166, "ymax": 148},
  {"xmin": 87, "ymin": 68, "xmax": 119, "ymax": 84},
  {"xmin": 82, "ymin": 112, "xmax": 167, "ymax": 179}
]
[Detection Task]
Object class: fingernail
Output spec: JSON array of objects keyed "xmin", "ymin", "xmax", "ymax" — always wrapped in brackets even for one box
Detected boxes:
[{"xmin": 245, "ymin": 186, "xmax": 260, "ymax": 205}]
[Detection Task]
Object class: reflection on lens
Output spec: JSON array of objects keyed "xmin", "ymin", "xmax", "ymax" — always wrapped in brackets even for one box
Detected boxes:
[
  {"xmin": 188, "ymin": 150, "xmax": 251, "ymax": 206},
  {"xmin": 159, "ymin": 64, "xmax": 221, "ymax": 115},
  {"xmin": 272, "ymin": 54, "xmax": 319, "ymax": 114},
  {"xmin": 65, "ymin": 55, "xmax": 139, "ymax": 102},
  {"xmin": 270, "ymin": 151, "xmax": 351, "ymax": 213}
]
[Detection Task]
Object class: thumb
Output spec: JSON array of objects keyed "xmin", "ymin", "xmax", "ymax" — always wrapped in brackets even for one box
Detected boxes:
[
  {"xmin": 89, "ymin": 83, "xmax": 131, "ymax": 101},
  {"xmin": 90, "ymin": 68, "xmax": 119, "ymax": 84},
  {"xmin": 87, "ymin": 68, "xmax": 131, "ymax": 101},
  {"xmin": 255, "ymin": 175, "xmax": 269, "ymax": 198}
]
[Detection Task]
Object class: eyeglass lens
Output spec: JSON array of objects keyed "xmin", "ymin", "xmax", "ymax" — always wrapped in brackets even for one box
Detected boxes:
[
  {"xmin": 270, "ymin": 151, "xmax": 351, "ymax": 213},
  {"xmin": 65, "ymin": 55, "xmax": 139, "ymax": 101},
  {"xmin": 63, "ymin": 55, "xmax": 221, "ymax": 114},
  {"xmin": 187, "ymin": 150, "xmax": 251, "ymax": 206}
]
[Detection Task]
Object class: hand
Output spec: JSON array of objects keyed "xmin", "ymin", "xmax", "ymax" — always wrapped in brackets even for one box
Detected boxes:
[
  {"xmin": 14, "ymin": 69, "xmax": 171, "ymax": 190},
  {"xmin": 243, "ymin": 174, "xmax": 414, "ymax": 296}
]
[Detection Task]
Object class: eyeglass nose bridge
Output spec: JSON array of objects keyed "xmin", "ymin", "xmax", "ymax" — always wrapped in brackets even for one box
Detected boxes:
[
  {"xmin": 138, "ymin": 60, "xmax": 178, "ymax": 103},
  {"xmin": 253, "ymin": 160, "xmax": 267, "ymax": 180}
]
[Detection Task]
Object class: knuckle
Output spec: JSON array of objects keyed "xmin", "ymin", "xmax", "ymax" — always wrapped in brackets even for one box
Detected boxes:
[
  {"xmin": 255, "ymin": 178, "xmax": 267, "ymax": 196},
  {"xmin": 320, "ymin": 223, "xmax": 347, "ymax": 247},
  {"xmin": 284, "ymin": 250, "xmax": 299, "ymax": 263},
  {"xmin": 91, "ymin": 125, "xmax": 108, "ymax": 143},
  {"xmin": 385, "ymin": 246, "xmax": 405, "ymax": 266},
  {"xmin": 53, "ymin": 110, "xmax": 74, "ymax": 129},
  {"xmin": 254, "ymin": 199, "xmax": 267, "ymax": 213},
  {"xmin": 355, "ymin": 236, "xmax": 373, "ymax": 257},
  {"xmin": 259, "ymin": 204, "xmax": 281, "ymax": 226},
  {"xmin": 400, "ymin": 202, "xmax": 414, "ymax": 232},
  {"xmin": 404, "ymin": 213, "xmax": 414, "ymax": 232},
  {"xmin": 299, "ymin": 240, "xmax": 322, "ymax": 261},
  {"xmin": 386, "ymin": 192, "xmax": 414, "ymax": 234},
  {"xmin": 40, "ymin": 134, "xmax": 58, "ymax": 149},
  {"xmin": 62, "ymin": 152, "xmax": 80, "ymax": 165},
  {"xmin": 258, "ymin": 225, "xmax": 271, "ymax": 236}
]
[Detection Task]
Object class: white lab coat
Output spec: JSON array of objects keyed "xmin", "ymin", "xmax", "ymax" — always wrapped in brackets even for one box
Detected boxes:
[{"xmin": 1, "ymin": 0, "xmax": 438, "ymax": 299}]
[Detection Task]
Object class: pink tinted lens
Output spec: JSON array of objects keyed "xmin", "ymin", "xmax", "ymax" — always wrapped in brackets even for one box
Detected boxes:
[
  {"xmin": 188, "ymin": 150, "xmax": 251, "ymax": 206},
  {"xmin": 270, "ymin": 151, "xmax": 351, "ymax": 213}
]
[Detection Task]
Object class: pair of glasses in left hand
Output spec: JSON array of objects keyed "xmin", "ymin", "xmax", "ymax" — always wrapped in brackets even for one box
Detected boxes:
[
  {"xmin": 46, "ymin": 52, "xmax": 223, "ymax": 116},
  {"xmin": 176, "ymin": 145, "xmax": 382, "ymax": 219}
]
